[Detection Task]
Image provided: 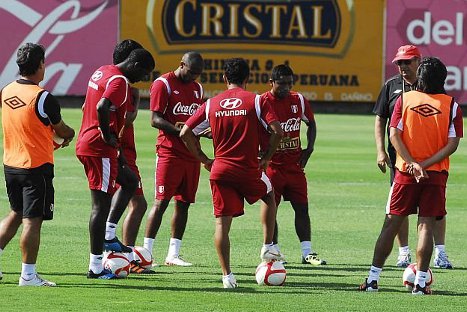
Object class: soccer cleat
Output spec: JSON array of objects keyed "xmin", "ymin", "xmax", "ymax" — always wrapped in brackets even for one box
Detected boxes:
[
  {"xmin": 434, "ymin": 251, "xmax": 453, "ymax": 269},
  {"xmin": 87, "ymin": 269, "xmax": 118, "ymax": 279},
  {"xmin": 260, "ymin": 245, "xmax": 285, "ymax": 262},
  {"xmin": 222, "ymin": 273, "xmax": 238, "ymax": 289},
  {"xmin": 19, "ymin": 274, "xmax": 56, "ymax": 287},
  {"xmin": 104, "ymin": 237, "xmax": 132, "ymax": 253},
  {"xmin": 130, "ymin": 261, "xmax": 156, "ymax": 274},
  {"xmin": 165, "ymin": 256, "xmax": 192, "ymax": 267},
  {"xmin": 412, "ymin": 284, "xmax": 432, "ymax": 295},
  {"xmin": 396, "ymin": 252, "xmax": 411, "ymax": 268},
  {"xmin": 302, "ymin": 253, "xmax": 327, "ymax": 265},
  {"xmin": 359, "ymin": 278, "xmax": 378, "ymax": 292}
]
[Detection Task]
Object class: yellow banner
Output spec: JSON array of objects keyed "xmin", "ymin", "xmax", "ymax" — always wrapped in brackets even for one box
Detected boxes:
[{"xmin": 121, "ymin": 0, "xmax": 384, "ymax": 102}]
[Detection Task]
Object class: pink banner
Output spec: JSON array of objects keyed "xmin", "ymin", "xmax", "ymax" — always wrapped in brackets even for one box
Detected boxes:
[
  {"xmin": 386, "ymin": 0, "xmax": 466, "ymax": 104},
  {"xmin": 0, "ymin": 0, "xmax": 118, "ymax": 96}
]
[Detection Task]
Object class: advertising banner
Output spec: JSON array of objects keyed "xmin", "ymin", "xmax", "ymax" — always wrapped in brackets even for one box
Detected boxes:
[
  {"xmin": 121, "ymin": 0, "xmax": 385, "ymax": 102},
  {"xmin": 0, "ymin": 0, "xmax": 118, "ymax": 95},
  {"xmin": 386, "ymin": 0, "xmax": 466, "ymax": 104}
]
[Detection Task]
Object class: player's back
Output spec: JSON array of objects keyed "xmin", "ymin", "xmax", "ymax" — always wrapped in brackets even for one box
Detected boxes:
[{"xmin": 207, "ymin": 87, "xmax": 262, "ymax": 180}]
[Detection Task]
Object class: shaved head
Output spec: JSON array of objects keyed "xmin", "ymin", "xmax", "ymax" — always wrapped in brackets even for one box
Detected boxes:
[{"xmin": 182, "ymin": 51, "xmax": 204, "ymax": 69}]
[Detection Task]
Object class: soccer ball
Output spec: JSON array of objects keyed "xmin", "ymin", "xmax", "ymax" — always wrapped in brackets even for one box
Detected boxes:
[
  {"xmin": 103, "ymin": 252, "xmax": 131, "ymax": 278},
  {"xmin": 402, "ymin": 263, "xmax": 433, "ymax": 290},
  {"xmin": 255, "ymin": 261, "xmax": 287, "ymax": 286},
  {"xmin": 53, "ymin": 133, "xmax": 64, "ymax": 150},
  {"xmin": 133, "ymin": 246, "xmax": 153, "ymax": 269}
]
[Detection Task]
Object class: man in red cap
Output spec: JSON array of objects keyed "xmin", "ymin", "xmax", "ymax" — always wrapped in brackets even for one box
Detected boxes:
[{"xmin": 372, "ymin": 45, "xmax": 452, "ymax": 270}]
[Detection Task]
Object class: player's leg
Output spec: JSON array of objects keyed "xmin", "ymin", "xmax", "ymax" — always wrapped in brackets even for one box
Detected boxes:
[
  {"xmin": 395, "ymin": 217, "xmax": 411, "ymax": 267},
  {"xmin": 0, "ymin": 211, "xmax": 22, "ymax": 281},
  {"xmin": 215, "ymin": 216, "xmax": 233, "ymax": 275},
  {"xmin": 105, "ymin": 165, "xmax": 138, "ymax": 252},
  {"xmin": 412, "ymin": 216, "xmax": 435, "ymax": 294},
  {"xmin": 259, "ymin": 190, "xmax": 284, "ymax": 262},
  {"xmin": 144, "ymin": 199, "xmax": 170, "ymax": 254},
  {"xmin": 165, "ymin": 200, "xmax": 192, "ymax": 266},
  {"xmin": 433, "ymin": 216, "xmax": 452, "ymax": 269},
  {"xmin": 123, "ymin": 195, "xmax": 147, "ymax": 246}
]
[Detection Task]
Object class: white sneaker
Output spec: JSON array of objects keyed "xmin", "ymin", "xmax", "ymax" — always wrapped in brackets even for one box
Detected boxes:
[
  {"xmin": 165, "ymin": 256, "xmax": 192, "ymax": 266},
  {"xmin": 396, "ymin": 252, "xmax": 411, "ymax": 268},
  {"xmin": 19, "ymin": 274, "xmax": 56, "ymax": 287},
  {"xmin": 434, "ymin": 251, "xmax": 453, "ymax": 269},
  {"xmin": 260, "ymin": 245, "xmax": 284, "ymax": 262},
  {"xmin": 222, "ymin": 273, "xmax": 238, "ymax": 289}
]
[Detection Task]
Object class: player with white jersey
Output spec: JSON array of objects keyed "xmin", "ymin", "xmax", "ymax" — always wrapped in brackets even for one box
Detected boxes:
[
  {"xmin": 76, "ymin": 49, "xmax": 155, "ymax": 279},
  {"xmin": 180, "ymin": 58, "xmax": 284, "ymax": 288},
  {"xmin": 143, "ymin": 52, "xmax": 205, "ymax": 267},
  {"xmin": 260, "ymin": 64, "xmax": 325, "ymax": 265}
]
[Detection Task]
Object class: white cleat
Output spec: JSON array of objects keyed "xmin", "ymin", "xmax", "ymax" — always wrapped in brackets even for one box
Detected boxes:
[
  {"xmin": 260, "ymin": 245, "xmax": 285, "ymax": 262},
  {"xmin": 222, "ymin": 273, "xmax": 238, "ymax": 289},
  {"xmin": 165, "ymin": 256, "xmax": 193, "ymax": 267},
  {"xmin": 434, "ymin": 251, "xmax": 453, "ymax": 269},
  {"xmin": 396, "ymin": 252, "xmax": 411, "ymax": 268},
  {"xmin": 19, "ymin": 274, "xmax": 56, "ymax": 287}
]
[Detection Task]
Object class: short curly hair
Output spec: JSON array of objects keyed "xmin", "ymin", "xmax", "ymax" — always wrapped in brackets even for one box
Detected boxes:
[
  {"xmin": 223, "ymin": 58, "xmax": 249, "ymax": 85},
  {"xmin": 16, "ymin": 43, "xmax": 45, "ymax": 76}
]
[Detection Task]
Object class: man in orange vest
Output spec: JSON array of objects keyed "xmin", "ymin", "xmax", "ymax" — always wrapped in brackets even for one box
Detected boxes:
[
  {"xmin": 0, "ymin": 43, "xmax": 75, "ymax": 286},
  {"xmin": 360, "ymin": 57, "xmax": 463, "ymax": 295}
]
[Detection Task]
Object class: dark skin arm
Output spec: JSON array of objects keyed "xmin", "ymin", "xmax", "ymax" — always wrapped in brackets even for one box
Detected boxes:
[
  {"xmin": 51, "ymin": 120, "xmax": 75, "ymax": 148},
  {"xmin": 96, "ymin": 98, "xmax": 118, "ymax": 147},
  {"xmin": 259, "ymin": 121, "xmax": 284, "ymax": 170},
  {"xmin": 299, "ymin": 118, "xmax": 316, "ymax": 169},
  {"xmin": 179, "ymin": 124, "xmax": 214, "ymax": 171},
  {"xmin": 151, "ymin": 111, "xmax": 182, "ymax": 135}
]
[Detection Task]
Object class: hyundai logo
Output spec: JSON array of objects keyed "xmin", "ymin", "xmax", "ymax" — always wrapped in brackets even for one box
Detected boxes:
[{"xmin": 219, "ymin": 98, "xmax": 242, "ymax": 109}]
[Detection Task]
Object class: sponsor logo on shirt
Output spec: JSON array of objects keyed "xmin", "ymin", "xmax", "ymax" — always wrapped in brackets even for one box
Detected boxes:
[
  {"xmin": 278, "ymin": 137, "xmax": 300, "ymax": 151},
  {"xmin": 215, "ymin": 98, "xmax": 247, "ymax": 117},
  {"xmin": 280, "ymin": 117, "xmax": 301, "ymax": 132},
  {"xmin": 173, "ymin": 102, "xmax": 200, "ymax": 115},
  {"xmin": 219, "ymin": 98, "xmax": 242, "ymax": 109}
]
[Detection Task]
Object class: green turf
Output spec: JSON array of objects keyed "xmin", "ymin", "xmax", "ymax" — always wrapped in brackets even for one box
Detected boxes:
[{"xmin": 0, "ymin": 109, "xmax": 466, "ymax": 311}]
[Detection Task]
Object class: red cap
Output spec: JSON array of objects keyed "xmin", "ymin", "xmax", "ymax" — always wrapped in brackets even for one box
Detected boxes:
[{"xmin": 392, "ymin": 45, "xmax": 421, "ymax": 64}]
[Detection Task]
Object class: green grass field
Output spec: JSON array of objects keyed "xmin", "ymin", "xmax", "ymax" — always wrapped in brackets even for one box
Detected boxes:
[{"xmin": 0, "ymin": 109, "xmax": 466, "ymax": 311}]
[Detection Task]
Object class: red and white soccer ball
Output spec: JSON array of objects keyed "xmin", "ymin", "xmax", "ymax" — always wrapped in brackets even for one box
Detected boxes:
[
  {"xmin": 133, "ymin": 246, "xmax": 153, "ymax": 269},
  {"xmin": 255, "ymin": 261, "xmax": 287, "ymax": 286},
  {"xmin": 53, "ymin": 133, "xmax": 64, "ymax": 150},
  {"xmin": 402, "ymin": 263, "xmax": 433, "ymax": 290},
  {"xmin": 103, "ymin": 252, "xmax": 131, "ymax": 278}
]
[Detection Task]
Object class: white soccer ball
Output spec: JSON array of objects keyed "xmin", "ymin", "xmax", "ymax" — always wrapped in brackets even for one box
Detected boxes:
[
  {"xmin": 133, "ymin": 246, "xmax": 153, "ymax": 269},
  {"xmin": 103, "ymin": 252, "xmax": 131, "ymax": 278},
  {"xmin": 255, "ymin": 261, "xmax": 287, "ymax": 286},
  {"xmin": 402, "ymin": 263, "xmax": 433, "ymax": 290}
]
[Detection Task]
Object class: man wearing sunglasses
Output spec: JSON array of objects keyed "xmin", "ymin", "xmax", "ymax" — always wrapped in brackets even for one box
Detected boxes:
[{"xmin": 373, "ymin": 45, "xmax": 452, "ymax": 270}]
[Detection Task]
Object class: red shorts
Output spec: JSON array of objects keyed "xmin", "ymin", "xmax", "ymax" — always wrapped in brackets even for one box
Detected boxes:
[
  {"xmin": 266, "ymin": 164, "xmax": 307, "ymax": 205},
  {"xmin": 77, "ymin": 155, "xmax": 118, "ymax": 195},
  {"xmin": 155, "ymin": 156, "xmax": 200, "ymax": 203},
  {"xmin": 116, "ymin": 160, "xmax": 144, "ymax": 196},
  {"xmin": 386, "ymin": 172, "xmax": 448, "ymax": 217},
  {"xmin": 210, "ymin": 172, "xmax": 272, "ymax": 217}
]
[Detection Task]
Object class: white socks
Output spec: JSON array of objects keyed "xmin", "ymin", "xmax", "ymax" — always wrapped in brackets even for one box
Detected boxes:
[
  {"xmin": 105, "ymin": 222, "xmax": 117, "ymax": 240},
  {"xmin": 399, "ymin": 245, "xmax": 410, "ymax": 255},
  {"xmin": 300, "ymin": 241, "xmax": 312, "ymax": 257},
  {"xmin": 367, "ymin": 265, "xmax": 382, "ymax": 283},
  {"xmin": 21, "ymin": 263, "xmax": 36, "ymax": 280},
  {"xmin": 89, "ymin": 253, "xmax": 104, "ymax": 274},
  {"xmin": 143, "ymin": 237, "xmax": 155, "ymax": 255},
  {"xmin": 414, "ymin": 270, "xmax": 428, "ymax": 287},
  {"xmin": 167, "ymin": 238, "xmax": 182, "ymax": 259}
]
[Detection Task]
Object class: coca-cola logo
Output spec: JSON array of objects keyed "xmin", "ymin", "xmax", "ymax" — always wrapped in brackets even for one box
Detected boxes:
[
  {"xmin": 280, "ymin": 118, "xmax": 301, "ymax": 132},
  {"xmin": 220, "ymin": 98, "xmax": 242, "ymax": 109},
  {"xmin": 0, "ymin": 1, "xmax": 116, "ymax": 95},
  {"xmin": 173, "ymin": 102, "xmax": 200, "ymax": 115}
]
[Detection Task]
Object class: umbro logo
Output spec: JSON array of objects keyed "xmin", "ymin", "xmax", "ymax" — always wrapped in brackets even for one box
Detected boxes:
[
  {"xmin": 4, "ymin": 96, "xmax": 26, "ymax": 110},
  {"xmin": 410, "ymin": 104, "xmax": 441, "ymax": 117}
]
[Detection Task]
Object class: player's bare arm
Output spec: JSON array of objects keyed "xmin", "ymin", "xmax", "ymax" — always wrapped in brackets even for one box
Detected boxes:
[
  {"xmin": 180, "ymin": 124, "xmax": 213, "ymax": 171},
  {"xmin": 125, "ymin": 87, "xmax": 140, "ymax": 125},
  {"xmin": 150, "ymin": 111, "xmax": 182, "ymax": 135},
  {"xmin": 97, "ymin": 97, "xmax": 118, "ymax": 147},
  {"xmin": 419, "ymin": 137, "xmax": 460, "ymax": 169},
  {"xmin": 375, "ymin": 115, "xmax": 390, "ymax": 173},
  {"xmin": 51, "ymin": 119, "xmax": 75, "ymax": 147},
  {"xmin": 299, "ymin": 119, "xmax": 316, "ymax": 169},
  {"xmin": 259, "ymin": 120, "xmax": 283, "ymax": 170}
]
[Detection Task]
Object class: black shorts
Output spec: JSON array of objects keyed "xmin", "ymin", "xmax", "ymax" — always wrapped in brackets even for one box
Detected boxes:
[{"xmin": 4, "ymin": 163, "xmax": 55, "ymax": 220}]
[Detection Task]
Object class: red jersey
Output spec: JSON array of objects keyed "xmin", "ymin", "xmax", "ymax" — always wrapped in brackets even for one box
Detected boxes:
[
  {"xmin": 260, "ymin": 91, "xmax": 314, "ymax": 165},
  {"xmin": 185, "ymin": 87, "xmax": 278, "ymax": 181},
  {"xmin": 150, "ymin": 71, "xmax": 204, "ymax": 161},
  {"xmin": 76, "ymin": 65, "xmax": 130, "ymax": 158}
]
